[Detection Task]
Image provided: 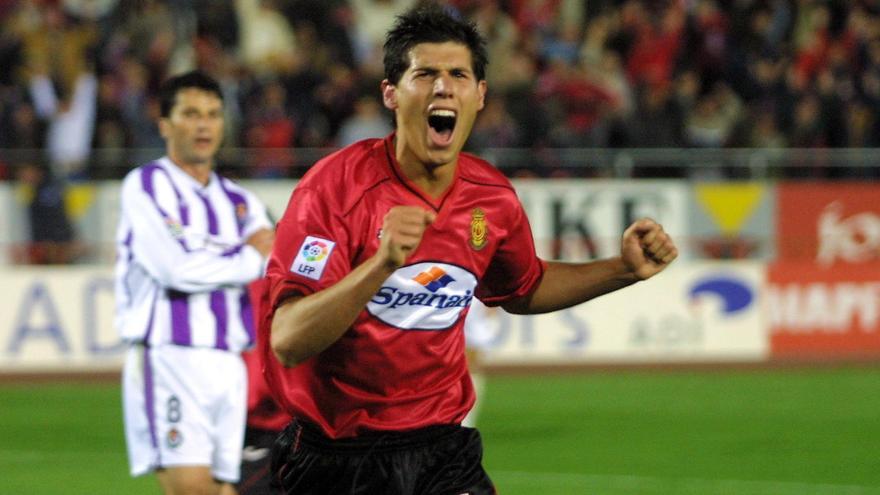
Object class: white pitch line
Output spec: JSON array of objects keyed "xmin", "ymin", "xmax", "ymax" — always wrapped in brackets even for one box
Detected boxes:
[{"xmin": 492, "ymin": 470, "xmax": 880, "ymax": 495}]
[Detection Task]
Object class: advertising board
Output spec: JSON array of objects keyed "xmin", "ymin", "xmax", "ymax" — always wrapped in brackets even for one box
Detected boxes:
[
  {"xmin": 482, "ymin": 262, "xmax": 767, "ymax": 364},
  {"xmin": 0, "ymin": 267, "xmax": 121, "ymax": 371},
  {"xmin": 777, "ymin": 183, "xmax": 880, "ymax": 266},
  {"xmin": 768, "ymin": 261, "xmax": 880, "ymax": 358}
]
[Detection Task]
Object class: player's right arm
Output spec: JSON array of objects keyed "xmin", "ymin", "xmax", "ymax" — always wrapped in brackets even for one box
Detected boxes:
[
  {"xmin": 122, "ymin": 169, "xmax": 270, "ymax": 293},
  {"xmin": 269, "ymin": 206, "xmax": 434, "ymax": 367},
  {"xmin": 501, "ymin": 219, "xmax": 677, "ymax": 314}
]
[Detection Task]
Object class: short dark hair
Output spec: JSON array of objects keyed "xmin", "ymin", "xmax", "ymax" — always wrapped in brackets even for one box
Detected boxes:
[
  {"xmin": 383, "ymin": 3, "xmax": 488, "ymax": 84},
  {"xmin": 158, "ymin": 70, "xmax": 224, "ymax": 118}
]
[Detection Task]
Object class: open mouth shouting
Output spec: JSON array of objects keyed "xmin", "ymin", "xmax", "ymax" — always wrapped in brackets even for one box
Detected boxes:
[{"xmin": 427, "ymin": 109, "xmax": 457, "ymax": 147}]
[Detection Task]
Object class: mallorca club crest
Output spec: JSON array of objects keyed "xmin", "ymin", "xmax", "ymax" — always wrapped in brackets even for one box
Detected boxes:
[{"xmin": 470, "ymin": 208, "xmax": 488, "ymax": 250}]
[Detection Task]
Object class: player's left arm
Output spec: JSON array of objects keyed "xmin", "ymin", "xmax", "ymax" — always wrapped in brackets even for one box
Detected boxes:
[{"xmin": 503, "ymin": 218, "xmax": 677, "ymax": 314}]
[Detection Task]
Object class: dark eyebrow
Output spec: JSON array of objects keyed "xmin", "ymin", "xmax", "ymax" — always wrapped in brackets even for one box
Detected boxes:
[{"xmin": 412, "ymin": 66, "xmax": 472, "ymax": 75}]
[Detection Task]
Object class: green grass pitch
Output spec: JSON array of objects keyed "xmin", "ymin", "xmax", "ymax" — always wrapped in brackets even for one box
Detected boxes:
[{"xmin": 2, "ymin": 366, "xmax": 880, "ymax": 494}]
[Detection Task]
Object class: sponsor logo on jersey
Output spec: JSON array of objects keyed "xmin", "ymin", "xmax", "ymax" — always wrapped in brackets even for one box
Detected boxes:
[
  {"xmin": 291, "ymin": 236, "xmax": 336, "ymax": 280},
  {"xmin": 470, "ymin": 208, "xmax": 488, "ymax": 250},
  {"xmin": 367, "ymin": 262, "xmax": 477, "ymax": 330},
  {"xmin": 412, "ymin": 266, "xmax": 455, "ymax": 292}
]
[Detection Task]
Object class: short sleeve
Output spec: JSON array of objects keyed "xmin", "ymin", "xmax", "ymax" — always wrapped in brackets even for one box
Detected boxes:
[
  {"xmin": 476, "ymin": 199, "xmax": 546, "ymax": 306},
  {"xmin": 266, "ymin": 186, "xmax": 352, "ymax": 310}
]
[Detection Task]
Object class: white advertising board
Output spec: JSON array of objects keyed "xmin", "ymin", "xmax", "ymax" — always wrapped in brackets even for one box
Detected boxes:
[
  {"xmin": 0, "ymin": 266, "xmax": 122, "ymax": 371},
  {"xmin": 0, "ymin": 183, "xmax": 13, "ymax": 265},
  {"xmin": 0, "ymin": 262, "xmax": 767, "ymax": 372},
  {"xmin": 512, "ymin": 180, "xmax": 691, "ymax": 261},
  {"xmin": 481, "ymin": 262, "xmax": 768, "ymax": 365}
]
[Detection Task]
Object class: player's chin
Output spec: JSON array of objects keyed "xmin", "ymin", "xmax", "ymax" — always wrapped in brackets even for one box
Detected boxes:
[
  {"xmin": 190, "ymin": 148, "xmax": 218, "ymax": 163},
  {"xmin": 424, "ymin": 150, "xmax": 457, "ymax": 169},
  {"xmin": 425, "ymin": 140, "xmax": 462, "ymax": 164}
]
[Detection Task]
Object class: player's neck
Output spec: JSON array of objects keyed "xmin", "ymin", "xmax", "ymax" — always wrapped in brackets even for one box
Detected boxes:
[
  {"xmin": 400, "ymin": 159, "xmax": 455, "ymax": 199},
  {"xmin": 395, "ymin": 149, "xmax": 456, "ymax": 199},
  {"xmin": 169, "ymin": 155, "xmax": 213, "ymax": 186}
]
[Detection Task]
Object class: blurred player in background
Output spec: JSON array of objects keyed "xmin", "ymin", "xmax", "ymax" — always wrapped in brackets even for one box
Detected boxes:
[
  {"xmin": 115, "ymin": 70, "xmax": 274, "ymax": 495},
  {"xmin": 261, "ymin": 4, "xmax": 677, "ymax": 494},
  {"xmin": 236, "ymin": 280, "xmax": 289, "ymax": 495},
  {"xmin": 462, "ymin": 298, "xmax": 497, "ymax": 428}
]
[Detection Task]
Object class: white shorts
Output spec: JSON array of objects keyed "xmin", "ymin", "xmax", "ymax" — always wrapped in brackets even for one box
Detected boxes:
[
  {"xmin": 122, "ymin": 344, "xmax": 246, "ymax": 482},
  {"xmin": 464, "ymin": 299, "xmax": 498, "ymax": 351}
]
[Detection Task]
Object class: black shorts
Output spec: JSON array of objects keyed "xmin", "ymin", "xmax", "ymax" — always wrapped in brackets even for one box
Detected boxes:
[
  {"xmin": 237, "ymin": 426, "xmax": 283, "ymax": 494},
  {"xmin": 270, "ymin": 420, "xmax": 496, "ymax": 495}
]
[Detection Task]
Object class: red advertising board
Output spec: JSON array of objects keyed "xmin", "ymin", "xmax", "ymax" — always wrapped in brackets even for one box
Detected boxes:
[
  {"xmin": 777, "ymin": 183, "xmax": 880, "ymax": 265},
  {"xmin": 769, "ymin": 261, "xmax": 880, "ymax": 358}
]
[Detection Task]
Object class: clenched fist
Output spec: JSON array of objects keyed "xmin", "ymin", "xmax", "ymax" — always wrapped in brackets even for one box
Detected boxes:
[
  {"xmin": 621, "ymin": 218, "xmax": 678, "ymax": 280},
  {"xmin": 377, "ymin": 206, "xmax": 436, "ymax": 269}
]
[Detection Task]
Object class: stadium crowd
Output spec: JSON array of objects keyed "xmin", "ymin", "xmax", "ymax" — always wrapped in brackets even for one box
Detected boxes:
[{"xmin": 1, "ymin": 0, "xmax": 879, "ymax": 181}]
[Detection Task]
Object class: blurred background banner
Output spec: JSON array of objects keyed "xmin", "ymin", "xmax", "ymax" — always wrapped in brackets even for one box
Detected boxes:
[
  {"xmin": 514, "ymin": 179, "xmax": 690, "ymax": 261},
  {"xmin": 6, "ymin": 178, "xmax": 880, "ymax": 372},
  {"xmin": 768, "ymin": 183, "xmax": 880, "ymax": 360},
  {"xmin": 769, "ymin": 261, "xmax": 880, "ymax": 359},
  {"xmin": 776, "ymin": 183, "xmax": 880, "ymax": 265},
  {"xmin": 689, "ymin": 182, "xmax": 775, "ymax": 260},
  {"xmin": 0, "ymin": 182, "xmax": 12, "ymax": 265},
  {"xmin": 0, "ymin": 266, "xmax": 118, "ymax": 372},
  {"xmin": 0, "ymin": 259, "xmax": 768, "ymax": 371},
  {"xmin": 483, "ymin": 261, "xmax": 766, "ymax": 365}
]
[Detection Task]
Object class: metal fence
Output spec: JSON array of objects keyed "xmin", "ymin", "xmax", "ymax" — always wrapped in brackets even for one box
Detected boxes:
[{"xmin": 2, "ymin": 147, "xmax": 880, "ymax": 181}]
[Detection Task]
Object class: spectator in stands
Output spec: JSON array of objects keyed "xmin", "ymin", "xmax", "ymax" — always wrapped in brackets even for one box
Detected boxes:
[
  {"xmin": 336, "ymin": 93, "xmax": 392, "ymax": 147},
  {"xmin": 29, "ymin": 67, "xmax": 98, "ymax": 181},
  {"xmin": 686, "ymin": 0, "xmax": 730, "ymax": 86},
  {"xmin": 14, "ymin": 161, "xmax": 79, "ymax": 264},
  {"xmin": 244, "ymin": 79, "xmax": 296, "ymax": 178},
  {"xmin": 0, "ymin": 95, "xmax": 43, "ymax": 152},
  {"xmin": 816, "ymin": 67, "xmax": 849, "ymax": 150},
  {"xmin": 846, "ymin": 100, "xmax": 872, "ymax": 148},
  {"xmin": 624, "ymin": 1, "xmax": 684, "ymax": 92},
  {"xmin": 498, "ymin": 50, "xmax": 546, "ymax": 148},
  {"xmin": 349, "ymin": 0, "xmax": 415, "ymax": 68},
  {"xmin": 471, "ymin": 0, "xmax": 520, "ymax": 91},
  {"xmin": 683, "ymin": 82, "xmax": 743, "ymax": 148},
  {"xmin": 91, "ymin": 74, "xmax": 129, "ymax": 179},
  {"xmin": 742, "ymin": 107, "xmax": 787, "ymax": 150},
  {"xmin": 3, "ymin": 0, "xmax": 880, "ymax": 181},
  {"xmin": 789, "ymin": 93, "xmax": 826, "ymax": 148},
  {"xmin": 541, "ymin": 23, "xmax": 581, "ymax": 66},
  {"xmin": 626, "ymin": 83, "xmax": 683, "ymax": 149},
  {"xmin": 236, "ymin": 0, "xmax": 300, "ymax": 77}
]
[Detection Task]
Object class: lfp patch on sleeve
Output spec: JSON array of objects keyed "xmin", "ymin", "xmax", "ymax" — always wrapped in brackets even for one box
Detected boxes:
[{"xmin": 291, "ymin": 236, "xmax": 336, "ymax": 280}]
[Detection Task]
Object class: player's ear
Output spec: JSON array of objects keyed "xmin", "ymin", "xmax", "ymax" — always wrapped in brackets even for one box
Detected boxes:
[
  {"xmin": 158, "ymin": 118, "xmax": 171, "ymax": 139},
  {"xmin": 477, "ymin": 80, "xmax": 487, "ymax": 111},
  {"xmin": 381, "ymin": 80, "xmax": 397, "ymax": 111}
]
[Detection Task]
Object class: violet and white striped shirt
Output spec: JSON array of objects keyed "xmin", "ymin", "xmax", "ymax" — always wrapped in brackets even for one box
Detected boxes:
[{"xmin": 114, "ymin": 157, "xmax": 272, "ymax": 351}]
